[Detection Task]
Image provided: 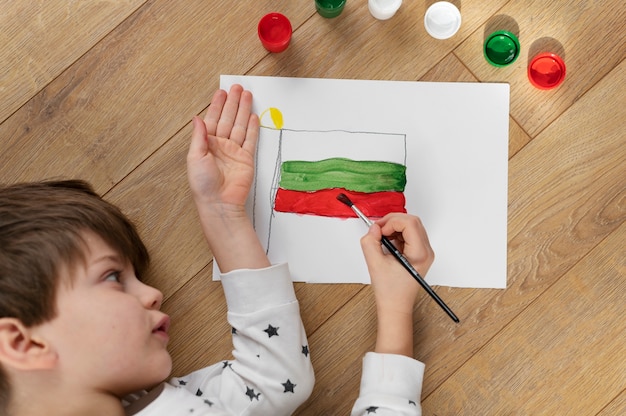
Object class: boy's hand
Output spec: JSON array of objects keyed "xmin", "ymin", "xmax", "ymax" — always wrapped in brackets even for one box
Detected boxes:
[
  {"xmin": 361, "ymin": 213, "xmax": 434, "ymax": 314},
  {"xmin": 187, "ymin": 84, "xmax": 259, "ymax": 214},
  {"xmin": 187, "ymin": 85, "xmax": 270, "ymax": 272},
  {"xmin": 360, "ymin": 213, "xmax": 434, "ymax": 356}
]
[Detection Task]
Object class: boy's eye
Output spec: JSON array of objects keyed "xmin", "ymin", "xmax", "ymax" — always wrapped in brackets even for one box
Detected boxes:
[{"xmin": 104, "ymin": 271, "xmax": 121, "ymax": 283}]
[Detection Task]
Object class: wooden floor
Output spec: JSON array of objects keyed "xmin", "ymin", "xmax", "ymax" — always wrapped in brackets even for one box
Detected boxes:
[{"xmin": 2, "ymin": 1, "xmax": 624, "ymax": 414}]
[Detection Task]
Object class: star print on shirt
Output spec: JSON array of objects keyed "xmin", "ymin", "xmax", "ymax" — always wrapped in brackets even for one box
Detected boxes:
[
  {"xmin": 195, "ymin": 388, "xmax": 203, "ymax": 396},
  {"xmin": 204, "ymin": 399, "xmax": 213, "ymax": 407},
  {"xmin": 178, "ymin": 379, "xmax": 187, "ymax": 386},
  {"xmin": 245, "ymin": 386, "xmax": 261, "ymax": 401},
  {"xmin": 366, "ymin": 406, "xmax": 379, "ymax": 413},
  {"xmin": 263, "ymin": 324, "xmax": 279, "ymax": 337},
  {"xmin": 282, "ymin": 379, "xmax": 296, "ymax": 393},
  {"xmin": 409, "ymin": 400, "xmax": 416, "ymax": 406},
  {"xmin": 231, "ymin": 327, "xmax": 237, "ymax": 335},
  {"xmin": 301, "ymin": 345, "xmax": 309, "ymax": 357}
]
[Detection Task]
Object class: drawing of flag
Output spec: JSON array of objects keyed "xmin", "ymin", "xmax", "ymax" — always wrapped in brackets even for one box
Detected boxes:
[{"xmin": 274, "ymin": 157, "xmax": 407, "ymax": 218}]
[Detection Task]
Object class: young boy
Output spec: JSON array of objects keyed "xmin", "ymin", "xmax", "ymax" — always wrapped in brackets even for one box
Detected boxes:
[{"xmin": 0, "ymin": 85, "xmax": 314, "ymax": 415}]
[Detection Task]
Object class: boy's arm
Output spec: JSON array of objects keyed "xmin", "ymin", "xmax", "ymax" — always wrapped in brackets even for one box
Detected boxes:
[
  {"xmin": 179, "ymin": 86, "xmax": 313, "ymax": 414},
  {"xmin": 164, "ymin": 264, "xmax": 313, "ymax": 415},
  {"xmin": 351, "ymin": 214, "xmax": 434, "ymax": 416},
  {"xmin": 187, "ymin": 85, "xmax": 270, "ymax": 272}
]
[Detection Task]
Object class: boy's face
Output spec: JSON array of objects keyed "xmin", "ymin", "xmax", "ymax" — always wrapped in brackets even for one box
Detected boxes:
[{"xmin": 36, "ymin": 231, "xmax": 172, "ymax": 396}]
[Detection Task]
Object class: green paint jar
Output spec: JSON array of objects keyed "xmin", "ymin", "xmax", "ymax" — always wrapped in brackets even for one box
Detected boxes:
[
  {"xmin": 315, "ymin": 0, "xmax": 346, "ymax": 18},
  {"xmin": 484, "ymin": 30, "xmax": 520, "ymax": 67}
]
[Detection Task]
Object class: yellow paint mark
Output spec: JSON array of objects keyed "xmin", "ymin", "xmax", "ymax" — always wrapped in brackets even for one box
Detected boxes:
[{"xmin": 260, "ymin": 107, "xmax": 284, "ymax": 129}]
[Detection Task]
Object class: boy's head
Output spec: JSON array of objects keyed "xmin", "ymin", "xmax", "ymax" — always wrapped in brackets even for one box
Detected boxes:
[{"xmin": 0, "ymin": 180, "xmax": 171, "ymax": 413}]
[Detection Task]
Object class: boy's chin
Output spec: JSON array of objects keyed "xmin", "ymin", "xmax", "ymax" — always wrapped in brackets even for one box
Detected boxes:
[
  {"xmin": 120, "ymin": 354, "xmax": 173, "ymax": 396},
  {"xmin": 154, "ymin": 354, "xmax": 173, "ymax": 384}
]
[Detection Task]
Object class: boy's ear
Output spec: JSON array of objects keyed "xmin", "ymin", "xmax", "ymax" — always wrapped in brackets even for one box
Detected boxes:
[{"xmin": 0, "ymin": 318, "xmax": 57, "ymax": 371}]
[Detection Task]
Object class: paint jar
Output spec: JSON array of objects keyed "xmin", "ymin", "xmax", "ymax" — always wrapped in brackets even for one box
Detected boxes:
[
  {"xmin": 424, "ymin": 2, "xmax": 461, "ymax": 39},
  {"xmin": 315, "ymin": 0, "xmax": 346, "ymax": 18},
  {"xmin": 528, "ymin": 53, "xmax": 566, "ymax": 89},
  {"xmin": 484, "ymin": 30, "xmax": 520, "ymax": 67},
  {"xmin": 368, "ymin": 0, "xmax": 402, "ymax": 20},
  {"xmin": 258, "ymin": 13, "xmax": 292, "ymax": 53}
]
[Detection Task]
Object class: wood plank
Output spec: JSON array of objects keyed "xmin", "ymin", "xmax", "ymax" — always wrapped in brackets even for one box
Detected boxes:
[
  {"xmin": 0, "ymin": 0, "xmax": 313, "ymax": 192},
  {"xmin": 250, "ymin": 0, "xmax": 509, "ymax": 80},
  {"xmin": 422, "ymin": 223, "xmax": 626, "ymax": 415},
  {"xmin": 0, "ymin": 0, "xmax": 147, "ymax": 122},
  {"xmin": 454, "ymin": 0, "xmax": 626, "ymax": 137},
  {"xmin": 597, "ymin": 391, "xmax": 626, "ymax": 416}
]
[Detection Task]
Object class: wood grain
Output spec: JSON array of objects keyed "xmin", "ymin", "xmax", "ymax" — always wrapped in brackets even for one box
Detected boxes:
[
  {"xmin": 422, "ymin": 223, "xmax": 626, "ymax": 415},
  {"xmin": 0, "ymin": 0, "xmax": 147, "ymax": 122},
  {"xmin": 597, "ymin": 391, "xmax": 626, "ymax": 416},
  {"xmin": 0, "ymin": 0, "xmax": 314, "ymax": 191}
]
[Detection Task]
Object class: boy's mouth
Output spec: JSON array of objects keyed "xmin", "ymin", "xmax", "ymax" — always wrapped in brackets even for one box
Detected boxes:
[{"xmin": 153, "ymin": 316, "xmax": 171, "ymax": 336}]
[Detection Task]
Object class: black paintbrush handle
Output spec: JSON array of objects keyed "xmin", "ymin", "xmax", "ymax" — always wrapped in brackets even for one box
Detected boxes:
[{"xmin": 380, "ymin": 236, "xmax": 460, "ymax": 323}]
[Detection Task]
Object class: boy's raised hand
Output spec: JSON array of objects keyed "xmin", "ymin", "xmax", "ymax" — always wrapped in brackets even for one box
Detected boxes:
[
  {"xmin": 187, "ymin": 85, "xmax": 270, "ymax": 272},
  {"xmin": 187, "ymin": 84, "xmax": 259, "ymax": 211}
]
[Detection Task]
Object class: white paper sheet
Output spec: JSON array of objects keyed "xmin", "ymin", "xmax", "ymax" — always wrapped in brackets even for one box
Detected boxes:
[{"xmin": 214, "ymin": 75, "xmax": 509, "ymax": 288}]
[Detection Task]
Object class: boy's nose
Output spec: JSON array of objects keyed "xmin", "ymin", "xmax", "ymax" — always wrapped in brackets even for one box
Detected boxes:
[{"xmin": 139, "ymin": 282, "xmax": 164, "ymax": 310}]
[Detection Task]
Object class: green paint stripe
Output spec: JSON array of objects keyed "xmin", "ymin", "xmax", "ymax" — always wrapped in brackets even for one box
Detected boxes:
[{"xmin": 279, "ymin": 158, "xmax": 406, "ymax": 193}]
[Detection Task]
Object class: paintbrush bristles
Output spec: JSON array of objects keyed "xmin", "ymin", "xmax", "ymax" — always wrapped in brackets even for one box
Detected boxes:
[
  {"xmin": 336, "ymin": 193, "xmax": 353, "ymax": 207},
  {"xmin": 337, "ymin": 193, "xmax": 373, "ymax": 226}
]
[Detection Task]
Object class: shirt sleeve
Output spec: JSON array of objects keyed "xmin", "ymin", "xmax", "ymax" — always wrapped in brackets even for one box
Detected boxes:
[
  {"xmin": 167, "ymin": 263, "xmax": 314, "ymax": 415},
  {"xmin": 351, "ymin": 352, "xmax": 425, "ymax": 416}
]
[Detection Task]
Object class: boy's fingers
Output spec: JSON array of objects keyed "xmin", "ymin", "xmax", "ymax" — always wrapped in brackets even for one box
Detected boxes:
[
  {"xmin": 216, "ymin": 85, "xmax": 243, "ymax": 139},
  {"xmin": 360, "ymin": 224, "xmax": 384, "ymax": 261},
  {"xmin": 377, "ymin": 214, "xmax": 433, "ymax": 265},
  {"xmin": 188, "ymin": 116, "xmax": 208, "ymax": 161},
  {"xmin": 204, "ymin": 89, "xmax": 228, "ymax": 136},
  {"xmin": 230, "ymin": 90, "xmax": 254, "ymax": 146},
  {"xmin": 242, "ymin": 113, "xmax": 260, "ymax": 156},
  {"xmin": 379, "ymin": 215, "xmax": 422, "ymax": 244}
]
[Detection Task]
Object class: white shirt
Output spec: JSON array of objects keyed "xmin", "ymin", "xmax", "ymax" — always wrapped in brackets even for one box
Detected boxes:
[{"xmin": 124, "ymin": 263, "xmax": 314, "ymax": 416}]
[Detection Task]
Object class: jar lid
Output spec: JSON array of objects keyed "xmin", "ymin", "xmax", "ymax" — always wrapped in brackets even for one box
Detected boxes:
[
  {"xmin": 528, "ymin": 53, "xmax": 566, "ymax": 89},
  {"xmin": 484, "ymin": 30, "xmax": 520, "ymax": 66},
  {"xmin": 424, "ymin": 2, "xmax": 462, "ymax": 40}
]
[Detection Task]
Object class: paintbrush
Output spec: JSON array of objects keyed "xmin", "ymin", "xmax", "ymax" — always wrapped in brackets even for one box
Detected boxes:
[{"xmin": 336, "ymin": 193, "xmax": 459, "ymax": 323}]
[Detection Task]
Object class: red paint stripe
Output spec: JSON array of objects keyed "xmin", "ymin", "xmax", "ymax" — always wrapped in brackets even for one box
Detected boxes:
[{"xmin": 274, "ymin": 188, "xmax": 406, "ymax": 218}]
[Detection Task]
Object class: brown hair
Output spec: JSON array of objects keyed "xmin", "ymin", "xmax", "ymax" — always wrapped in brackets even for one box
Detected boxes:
[{"xmin": 0, "ymin": 180, "xmax": 150, "ymax": 411}]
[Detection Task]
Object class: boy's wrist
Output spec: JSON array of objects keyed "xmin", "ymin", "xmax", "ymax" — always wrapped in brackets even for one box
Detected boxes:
[
  {"xmin": 196, "ymin": 205, "xmax": 253, "ymax": 246},
  {"xmin": 376, "ymin": 307, "xmax": 414, "ymax": 326},
  {"xmin": 193, "ymin": 199, "xmax": 248, "ymax": 220},
  {"xmin": 196, "ymin": 204, "xmax": 250, "ymax": 238},
  {"xmin": 375, "ymin": 307, "xmax": 414, "ymax": 357},
  {"xmin": 375, "ymin": 297, "xmax": 415, "ymax": 318},
  {"xmin": 194, "ymin": 202, "xmax": 271, "ymax": 272}
]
